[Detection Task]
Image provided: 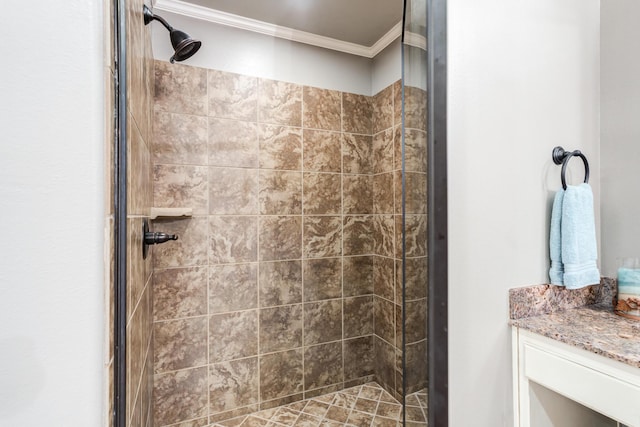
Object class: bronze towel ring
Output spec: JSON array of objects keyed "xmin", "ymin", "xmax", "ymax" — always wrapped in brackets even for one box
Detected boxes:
[{"xmin": 552, "ymin": 146, "xmax": 590, "ymax": 190}]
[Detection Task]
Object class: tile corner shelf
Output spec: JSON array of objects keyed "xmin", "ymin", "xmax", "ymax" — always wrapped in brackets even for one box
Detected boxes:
[{"xmin": 150, "ymin": 207, "xmax": 193, "ymax": 220}]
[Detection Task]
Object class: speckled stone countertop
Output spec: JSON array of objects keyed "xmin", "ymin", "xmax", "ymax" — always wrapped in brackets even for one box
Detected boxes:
[
  {"xmin": 511, "ymin": 304, "xmax": 640, "ymax": 368},
  {"xmin": 509, "ymin": 279, "xmax": 640, "ymax": 369}
]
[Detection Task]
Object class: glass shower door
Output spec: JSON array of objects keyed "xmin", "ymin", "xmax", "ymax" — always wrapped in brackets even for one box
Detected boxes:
[{"xmin": 400, "ymin": 0, "xmax": 429, "ymax": 424}]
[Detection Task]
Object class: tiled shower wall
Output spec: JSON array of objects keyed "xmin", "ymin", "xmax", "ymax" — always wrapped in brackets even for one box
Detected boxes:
[
  {"xmin": 124, "ymin": 0, "xmax": 155, "ymax": 426},
  {"xmin": 149, "ymin": 61, "xmax": 427, "ymax": 426},
  {"xmin": 369, "ymin": 83, "xmax": 428, "ymax": 398},
  {"xmin": 399, "ymin": 86, "xmax": 428, "ymax": 395}
]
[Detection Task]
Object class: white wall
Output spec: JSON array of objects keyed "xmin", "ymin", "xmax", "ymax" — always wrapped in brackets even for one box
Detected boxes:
[
  {"xmin": 448, "ymin": 1, "xmax": 600, "ymax": 425},
  {"xmin": 372, "ymin": 38, "xmax": 402, "ymax": 94},
  {"xmin": 600, "ymin": 0, "xmax": 640, "ymax": 277},
  {"xmin": 151, "ymin": 11, "xmax": 403, "ymax": 96},
  {"xmin": 0, "ymin": 1, "xmax": 105, "ymax": 425}
]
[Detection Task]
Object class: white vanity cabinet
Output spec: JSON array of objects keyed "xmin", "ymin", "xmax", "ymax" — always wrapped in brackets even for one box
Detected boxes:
[{"xmin": 512, "ymin": 326, "xmax": 640, "ymax": 426}]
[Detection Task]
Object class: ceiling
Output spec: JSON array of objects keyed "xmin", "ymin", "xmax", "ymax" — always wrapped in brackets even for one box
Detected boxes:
[{"xmin": 176, "ymin": 0, "xmax": 404, "ymax": 47}]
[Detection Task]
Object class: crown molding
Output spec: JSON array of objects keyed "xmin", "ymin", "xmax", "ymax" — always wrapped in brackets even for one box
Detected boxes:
[{"xmin": 154, "ymin": 0, "xmax": 401, "ymax": 58}]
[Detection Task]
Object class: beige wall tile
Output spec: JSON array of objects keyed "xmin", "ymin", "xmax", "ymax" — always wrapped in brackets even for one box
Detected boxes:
[
  {"xmin": 258, "ymin": 79, "xmax": 302, "ymax": 126},
  {"xmin": 152, "ymin": 111, "xmax": 207, "ymax": 165},
  {"xmin": 154, "ymin": 61, "xmax": 207, "ymax": 115},
  {"xmin": 303, "ymin": 258, "xmax": 342, "ymax": 302},
  {"xmin": 153, "ymin": 367, "xmax": 208, "ymax": 426},
  {"xmin": 128, "ymin": 117, "xmax": 152, "ymax": 216},
  {"xmin": 258, "ymin": 125, "xmax": 302, "ymax": 170},
  {"xmin": 303, "ymin": 216, "xmax": 342, "ymax": 258},
  {"xmin": 404, "ymin": 299, "xmax": 427, "ymax": 344},
  {"xmin": 343, "ymin": 175, "xmax": 373, "ymax": 215},
  {"xmin": 404, "ymin": 172, "xmax": 428, "ymax": 215},
  {"xmin": 258, "ymin": 261, "xmax": 303, "ymax": 307},
  {"xmin": 373, "ymin": 256, "xmax": 395, "ymax": 302},
  {"xmin": 259, "ymin": 171, "xmax": 302, "ymax": 215},
  {"xmin": 342, "ymin": 133, "xmax": 373, "ymax": 175},
  {"xmin": 343, "ymin": 296, "xmax": 374, "ymax": 338},
  {"xmin": 209, "ymin": 358, "xmax": 259, "ymax": 412},
  {"xmin": 373, "ymin": 173, "xmax": 394, "ymax": 215},
  {"xmin": 209, "ymin": 216, "xmax": 258, "ymax": 264},
  {"xmin": 303, "ymin": 130, "xmax": 342, "ymax": 173},
  {"xmin": 152, "ymin": 217, "xmax": 209, "ymax": 268},
  {"xmin": 208, "ymin": 168, "xmax": 259, "ymax": 215},
  {"xmin": 209, "ymin": 263, "xmax": 258, "ymax": 313},
  {"xmin": 303, "ymin": 87, "xmax": 341, "ymax": 131},
  {"xmin": 342, "ymin": 93, "xmax": 372, "ymax": 135},
  {"xmin": 259, "ymin": 349, "xmax": 304, "ymax": 400},
  {"xmin": 393, "ymin": 80, "xmax": 402, "ymax": 129},
  {"xmin": 372, "ymin": 85, "xmax": 393, "ymax": 134},
  {"xmin": 403, "ymin": 86, "xmax": 428, "ymax": 131},
  {"xmin": 259, "ymin": 304, "xmax": 302, "ymax": 353},
  {"xmin": 259, "ymin": 216, "xmax": 302, "ymax": 261},
  {"xmin": 373, "ymin": 296, "xmax": 394, "ymax": 345},
  {"xmin": 373, "ymin": 215, "xmax": 395, "ymax": 258},
  {"xmin": 153, "ymin": 317, "xmax": 207, "ymax": 373},
  {"xmin": 404, "ymin": 340, "xmax": 428, "ymax": 394},
  {"xmin": 372, "ymin": 128, "xmax": 394, "ymax": 174},
  {"xmin": 303, "ymin": 342, "xmax": 343, "ymax": 390},
  {"xmin": 396, "ymin": 257, "xmax": 428, "ymax": 302},
  {"xmin": 209, "ymin": 310, "xmax": 259, "ymax": 362},
  {"xmin": 302, "ymin": 173, "xmax": 341, "ymax": 215},
  {"xmin": 395, "ymin": 127, "xmax": 427, "ymax": 173},
  {"xmin": 398, "ymin": 215, "xmax": 427, "ymax": 258},
  {"xmin": 343, "ymin": 216, "xmax": 374, "ymax": 256},
  {"xmin": 344, "ymin": 336, "xmax": 374, "ymax": 380},
  {"xmin": 303, "ymin": 300, "xmax": 342, "ymax": 345},
  {"xmin": 153, "ymin": 267, "xmax": 208, "ymax": 321},
  {"xmin": 343, "ymin": 256, "xmax": 373, "ymax": 297},
  {"xmin": 373, "ymin": 337, "xmax": 395, "ymax": 395},
  {"xmin": 209, "ymin": 118, "xmax": 259, "ymax": 168},
  {"xmin": 208, "ymin": 70, "xmax": 258, "ymax": 121},
  {"xmin": 153, "ymin": 165, "xmax": 208, "ymax": 214}
]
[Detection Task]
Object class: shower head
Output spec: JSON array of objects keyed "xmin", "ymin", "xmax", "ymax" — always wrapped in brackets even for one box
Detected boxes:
[{"xmin": 143, "ymin": 4, "xmax": 201, "ymax": 64}]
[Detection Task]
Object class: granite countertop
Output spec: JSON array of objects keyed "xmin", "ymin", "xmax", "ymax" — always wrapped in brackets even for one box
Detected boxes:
[
  {"xmin": 510, "ymin": 304, "xmax": 640, "ymax": 368},
  {"xmin": 509, "ymin": 279, "xmax": 640, "ymax": 369}
]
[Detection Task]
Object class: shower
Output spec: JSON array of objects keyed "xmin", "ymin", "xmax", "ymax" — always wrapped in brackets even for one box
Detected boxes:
[
  {"xmin": 143, "ymin": 4, "xmax": 201, "ymax": 63},
  {"xmin": 110, "ymin": 0, "xmax": 447, "ymax": 426}
]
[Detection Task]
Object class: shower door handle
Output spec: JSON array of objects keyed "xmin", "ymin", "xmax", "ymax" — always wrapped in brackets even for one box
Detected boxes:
[{"xmin": 142, "ymin": 219, "xmax": 178, "ymax": 259}]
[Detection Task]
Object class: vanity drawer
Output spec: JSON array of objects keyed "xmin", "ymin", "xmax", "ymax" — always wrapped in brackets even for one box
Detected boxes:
[{"xmin": 521, "ymin": 333, "xmax": 640, "ymax": 426}]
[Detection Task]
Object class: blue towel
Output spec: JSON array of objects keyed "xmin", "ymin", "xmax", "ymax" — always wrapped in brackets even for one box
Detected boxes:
[
  {"xmin": 560, "ymin": 183, "xmax": 600, "ymax": 289},
  {"xmin": 548, "ymin": 190, "xmax": 564, "ymax": 285}
]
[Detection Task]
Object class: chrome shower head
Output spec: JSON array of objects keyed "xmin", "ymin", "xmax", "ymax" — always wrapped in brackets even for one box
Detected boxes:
[{"xmin": 143, "ymin": 4, "xmax": 202, "ymax": 63}]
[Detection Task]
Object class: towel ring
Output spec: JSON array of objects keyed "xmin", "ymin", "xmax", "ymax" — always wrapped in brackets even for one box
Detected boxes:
[{"xmin": 552, "ymin": 146, "xmax": 590, "ymax": 190}]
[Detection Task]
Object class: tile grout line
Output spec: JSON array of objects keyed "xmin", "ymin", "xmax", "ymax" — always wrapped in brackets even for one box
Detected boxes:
[
  {"xmin": 206, "ymin": 69, "xmax": 212, "ymax": 425},
  {"xmin": 340, "ymin": 89, "xmax": 346, "ymax": 390},
  {"xmin": 255, "ymin": 76, "xmax": 262, "ymax": 414},
  {"xmin": 300, "ymin": 84, "xmax": 306, "ymax": 400}
]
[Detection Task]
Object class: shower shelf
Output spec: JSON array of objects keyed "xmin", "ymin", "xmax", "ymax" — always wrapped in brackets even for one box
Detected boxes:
[{"xmin": 150, "ymin": 207, "xmax": 193, "ymax": 220}]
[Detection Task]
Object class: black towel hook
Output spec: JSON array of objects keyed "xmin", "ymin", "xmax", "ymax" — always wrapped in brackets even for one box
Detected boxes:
[{"xmin": 552, "ymin": 146, "xmax": 590, "ymax": 190}]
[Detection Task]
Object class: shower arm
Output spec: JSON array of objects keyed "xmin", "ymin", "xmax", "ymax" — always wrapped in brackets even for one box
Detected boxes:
[{"xmin": 143, "ymin": 5, "xmax": 174, "ymax": 32}]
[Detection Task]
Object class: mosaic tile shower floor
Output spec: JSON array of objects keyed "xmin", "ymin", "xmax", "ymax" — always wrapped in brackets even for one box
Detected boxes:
[{"xmin": 209, "ymin": 383, "xmax": 427, "ymax": 427}]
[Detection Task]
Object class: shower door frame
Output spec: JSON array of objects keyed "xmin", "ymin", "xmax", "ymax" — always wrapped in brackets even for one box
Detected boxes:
[
  {"xmin": 113, "ymin": 0, "xmax": 128, "ymax": 426},
  {"xmin": 426, "ymin": 0, "xmax": 448, "ymax": 425},
  {"xmin": 109, "ymin": 1, "xmax": 448, "ymax": 425}
]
